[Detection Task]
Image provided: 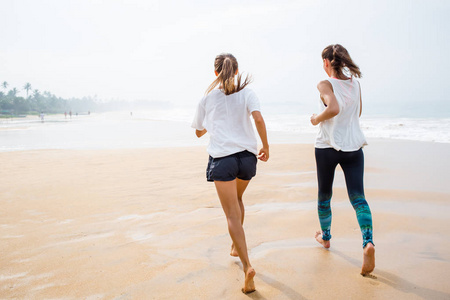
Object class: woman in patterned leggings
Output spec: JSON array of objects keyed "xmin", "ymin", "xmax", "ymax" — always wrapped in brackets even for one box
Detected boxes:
[{"xmin": 310, "ymin": 44, "xmax": 375, "ymax": 276}]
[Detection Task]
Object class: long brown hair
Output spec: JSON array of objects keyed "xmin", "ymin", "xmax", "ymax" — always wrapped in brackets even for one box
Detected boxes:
[
  {"xmin": 205, "ymin": 53, "xmax": 252, "ymax": 95},
  {"xmin": 322, "ymin": 44, "xmax": 362, "ymax": 78}
]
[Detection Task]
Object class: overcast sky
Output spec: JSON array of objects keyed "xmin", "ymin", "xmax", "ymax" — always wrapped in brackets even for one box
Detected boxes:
[{"xmin": 1, "ymin": 0, "xmax": 448, "ymax": 115}]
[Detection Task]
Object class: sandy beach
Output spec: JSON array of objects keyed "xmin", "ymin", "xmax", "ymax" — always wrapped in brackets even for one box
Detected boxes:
[{"xmin": 1, "ymin": 140, "xmax": 450, "ymax": 299}]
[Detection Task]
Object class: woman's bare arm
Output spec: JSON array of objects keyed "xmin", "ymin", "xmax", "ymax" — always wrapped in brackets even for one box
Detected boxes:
[
  {"xmin": 251, "ymin": 111, "xmax": 269, "ymax": 161},
  {"xmin": 311, "ymin": 80, "xmax": 340, "ymax": 125}
]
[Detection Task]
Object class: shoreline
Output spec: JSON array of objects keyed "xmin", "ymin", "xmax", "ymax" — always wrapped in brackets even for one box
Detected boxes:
[
  {"xmin": 1, "ymin": 142, "xmax": 449, "ymax": 299},
  {"xmin": 1, "ymin": 111, "xmax": 450, "ymax": 152},
  {"xmin": 1, "ymin": 134, "xmax": 450, "ymax": 153}
]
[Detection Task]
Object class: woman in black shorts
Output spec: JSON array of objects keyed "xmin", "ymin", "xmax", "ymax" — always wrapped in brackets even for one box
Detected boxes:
[{"xmin": 192, "ymin": 53, "xmax": 269, "ymax": 294}]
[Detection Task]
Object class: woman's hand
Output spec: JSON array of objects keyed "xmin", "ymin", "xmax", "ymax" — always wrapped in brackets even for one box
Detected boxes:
[
  {"xmin": 257, "ymin": 147, "xmax": 269, "ymax": 162},
  {"xmin": 310, "ymin": 114, "xmax": 320, "ymax": 126},
  {"xmin": 195, "ymin": 129, "xmax": 207, "ymax": 138}
]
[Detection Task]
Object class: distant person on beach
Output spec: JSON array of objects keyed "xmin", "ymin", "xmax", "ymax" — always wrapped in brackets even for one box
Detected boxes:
[
  {"xmin": 192, "ymin": 53, "xmax": 269, "ymax": 293},
  {"xmin": 310, "ymin": 44, "xmax": 375, "ymax": 276}
]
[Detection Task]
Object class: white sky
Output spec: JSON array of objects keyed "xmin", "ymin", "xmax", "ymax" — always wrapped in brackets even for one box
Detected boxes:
[{"xmin": 1, "ymin": 0, "xmax": 449, "ymax": 113}]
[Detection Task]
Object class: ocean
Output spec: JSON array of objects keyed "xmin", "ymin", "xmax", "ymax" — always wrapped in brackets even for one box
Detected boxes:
[{"xmin": 0, "ymin": 107, "xmax": 449, "ymax": 152}]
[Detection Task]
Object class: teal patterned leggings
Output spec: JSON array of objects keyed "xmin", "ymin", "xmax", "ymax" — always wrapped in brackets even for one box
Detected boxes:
[{"xmin": 315, "ymin": 148, "xmax": 373, "ymax": 248}]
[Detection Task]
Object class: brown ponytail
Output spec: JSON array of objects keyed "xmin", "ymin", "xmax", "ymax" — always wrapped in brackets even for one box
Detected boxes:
[
  {"xmin": 205, "ymin": 53, "xmax": 252, "ymax": 95},
  {"xmin": 322, "ymin": 44, "xmax": 362, "ymax": 78}
]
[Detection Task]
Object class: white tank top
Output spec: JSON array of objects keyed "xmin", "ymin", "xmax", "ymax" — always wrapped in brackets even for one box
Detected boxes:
[{"xmin": 315, "ymin": 77, "xmax": 368, "ymax": 151}]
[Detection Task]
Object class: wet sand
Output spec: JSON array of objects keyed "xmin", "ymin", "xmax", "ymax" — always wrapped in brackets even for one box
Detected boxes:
[{"xmin": 1, "ymin": 141, "xmax": 449, "ymax": 299}]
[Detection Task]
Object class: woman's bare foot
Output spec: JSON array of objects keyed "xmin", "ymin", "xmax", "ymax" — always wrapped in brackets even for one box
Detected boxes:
[
  {"xmin": 315, "ymin": 231, "xmax": 330, "ymax": 248},
  {"xmin": 241, "ymin": 267, "xmax": 256, "ymax": 294},
  {"xmin": 361, "ymin": 242, "xmax": 375, "ymax": 276},
  {"xmin": 230, "ymin": 244, "xmax": 239, "ymax": 257}
]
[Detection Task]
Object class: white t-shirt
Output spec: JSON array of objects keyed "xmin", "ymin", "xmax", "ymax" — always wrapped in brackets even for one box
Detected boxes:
[
  {"xmin": 192, "ymin": 88, "xmax": 260, "ymax": 158},
  {"xmin": 315, "ymin": 78, "xmax": 368, "ymax": 151}
]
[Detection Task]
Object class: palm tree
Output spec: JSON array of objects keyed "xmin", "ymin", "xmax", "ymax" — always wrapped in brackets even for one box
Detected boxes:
[
  {"xmin": 2, "ymin": 81, "xmax": 8, "ymax": 91},
  {"xmin": 24, "ymin": 83, "xmax": 32, "ymax": 98},
  {"xmin": 9, "ymin": 88, "xmax": 18, "ymax": 97}
]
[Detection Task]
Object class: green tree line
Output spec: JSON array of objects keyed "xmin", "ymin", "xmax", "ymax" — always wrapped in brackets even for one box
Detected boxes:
[
  {"xmin": 0, "ymin": 81, "xmax": 98, "ymax": 116},
  {"xmin": 1, "ymin": 81, "xmax": 172, "ymax": 117}
]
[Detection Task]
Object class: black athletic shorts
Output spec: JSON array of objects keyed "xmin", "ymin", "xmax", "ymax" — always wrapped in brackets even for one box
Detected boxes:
[{"xmin": 206, "ymin": 150, "xmax": 257, "ymax": 182}]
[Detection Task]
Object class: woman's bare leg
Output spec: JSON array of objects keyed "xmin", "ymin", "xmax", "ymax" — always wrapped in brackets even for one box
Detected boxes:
[
  {"xmin": 215, "ymin": 180, "xmax": 255, "ymax": 293},
  {"xmin": 230, "ymin": 179, "xmax": 250, "ymax": 257}
]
